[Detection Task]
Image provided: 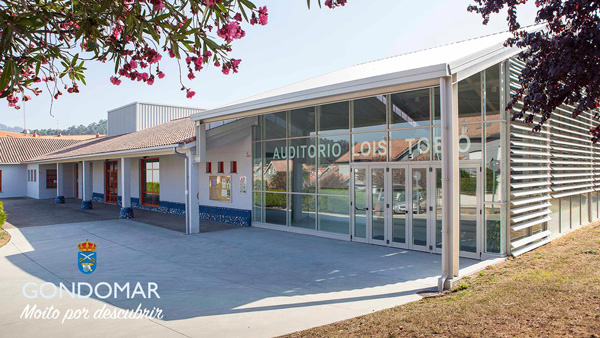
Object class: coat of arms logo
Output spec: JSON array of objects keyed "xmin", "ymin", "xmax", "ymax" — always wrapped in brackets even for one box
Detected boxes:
[{"xmin": 78, "ymin": 240, "xmax": 97, "ymax": 274}]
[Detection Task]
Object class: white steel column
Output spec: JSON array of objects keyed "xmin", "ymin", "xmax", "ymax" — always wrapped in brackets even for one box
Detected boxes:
[
  {"xmin": 81, "ymin": 161, "xmax": 93, "ymax": 209},
  {"xmin": 55, "ymin": 163, "xmax": 65, "ymax": 204},
  {"xmin": 119, "ymin": 157, "xmax": 133, "ymax": 219},
  {"xmin": 439, "ymin": 75, "xmax": 460, "ymax": 291},
  {"xmin": 188, "ymin": 151, "xmax": 200, "ymax": 234},
  {"xmin": 195, "ymin": 122, "xmax": 207, "ymax": 163}
]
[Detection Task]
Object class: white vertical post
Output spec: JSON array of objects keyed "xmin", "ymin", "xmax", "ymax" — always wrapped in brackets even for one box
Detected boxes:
[
  {"xmin": 119, "ymin": 157, "xmax": 133, "ymax": 219},
  {"xmin": 81, "ymin": 161, "xmax": 93, "ymax": 209},
  {"xmin": 188, "ymin": 151, "xmax": 200, "ymax": 234},
  {"xmin": 196, "ymin": 123, "xmax": 207, "ymax": 163},
  {"xmin": 439, "ymin": 76, "xmax": 460, "ymax": 291},
  {"xmin": 55, "ymin": 163, "xmax": 65, "ymax": 204}
]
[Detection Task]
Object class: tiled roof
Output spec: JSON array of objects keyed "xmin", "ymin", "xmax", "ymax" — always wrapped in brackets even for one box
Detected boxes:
[
  {"xmin": 0, "ymin": 138, "xmax": 83, "ymax": 164},
  {"xmin": 28, "ymin": 118, "xmax": 195, "ymax": 162},
  {"xmin": 0, "ymin": 131, "xmax": 103, "ymax": 140}
]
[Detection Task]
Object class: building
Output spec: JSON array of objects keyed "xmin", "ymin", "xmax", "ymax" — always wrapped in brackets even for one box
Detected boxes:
[
  {"xmin": 189, "ymin": 28, "xmax": 600, "ymax": 288},
  {"xmin": 0, "ymin": 137, "xmax": 85, "ymax": 198},
  {"xmin": 4, "ymin": 29, "xmax": 598, "ymax": 290}
]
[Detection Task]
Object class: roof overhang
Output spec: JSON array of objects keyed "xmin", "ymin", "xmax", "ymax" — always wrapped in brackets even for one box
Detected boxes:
[{"xmin": 25, "ymin": 144, "xmax": 189, "ymax": 164}]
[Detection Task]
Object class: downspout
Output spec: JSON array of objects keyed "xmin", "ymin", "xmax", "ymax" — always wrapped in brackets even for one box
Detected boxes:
[{"xmin": 174, "ymin": 147, "xmax": 190, "ymax": 234}]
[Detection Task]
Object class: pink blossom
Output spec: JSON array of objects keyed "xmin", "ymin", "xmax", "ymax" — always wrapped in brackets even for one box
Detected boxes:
[
  {"xmin": 130, "ymin": 60, "xmax": 138, "ymax": 69},
  {"xmin": 188, "ymin": 72, "xmax": 195, "ymax": 80},
  {"xmin": 234, "ymin": 13, "xmax": 242, "ymax": 21},
  {"xmin": 258, "ymin": 6, "xmax": 268, "ymax": 25},
  {"xmin": 110, "ymin": 76, "xmax": 122, "ymax": 85},
  {"xmin": 157, "ymin": 71, "xmax": 165, "ymax": 79},
  {"xmin": 186, "ymin": 89, "xmax": 196, "ymax": 98},
  {"xmin": 206, "ymin": 0, "xmax": 215, "ymax": 5},
  {"xmin": 147, "ymin": 75, "xmax": 155, "ymax": 85}
]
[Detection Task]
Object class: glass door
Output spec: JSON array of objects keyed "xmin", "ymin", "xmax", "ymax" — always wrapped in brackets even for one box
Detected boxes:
[
  {"xmin": 408, "ymin": 166, "xmax": 430, "ymax": 251},
  {"xmin": 105, "ymin": 160, "xmax": 119, "ymax": 204},
  {"xmin": 390, "ymin": 167, "xmax": 407, "ymax": 248},
  {"xmin": 351, "ymin": 165, "xmax": 388, "ymax": 245}
]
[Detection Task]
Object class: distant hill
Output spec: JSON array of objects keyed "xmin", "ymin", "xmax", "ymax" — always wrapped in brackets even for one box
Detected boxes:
[
  {"xmin": 33, "ymin": 119, "xmax": 107, "ymax": 136},
  {"xmin": 0, "ymin": 123, "xmax": 23, "ymax": 133}
]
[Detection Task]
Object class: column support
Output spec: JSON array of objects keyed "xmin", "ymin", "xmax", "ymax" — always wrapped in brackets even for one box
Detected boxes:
[
  {"xmin": 81, "ymin": 161, "xmax": 93, "ymax": 209},
  {"xmin": 188, "ymin": 151, "xmax": 200, "ymax": 234},
  {"xmin": 55, "ymin": 163, "xmax": 65, "ymax": 204},
  {"xmin": 439, "ymin": 75, "xmax": 460, "ymax": 291},
  {"xmin": 119, "ymin": 157, "xmax": 134, "ymax": 219}
]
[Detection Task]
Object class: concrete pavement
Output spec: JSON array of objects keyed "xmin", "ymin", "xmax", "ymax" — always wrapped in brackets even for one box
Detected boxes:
[{"xmin": 0, "ymin": 217, "xmax": 496, "ymax": 337}]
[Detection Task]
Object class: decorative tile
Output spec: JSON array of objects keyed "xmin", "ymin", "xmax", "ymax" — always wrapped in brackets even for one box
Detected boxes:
[{"xmin": 199, "ymin": 205, "xmax": 251, "ymax": 227}]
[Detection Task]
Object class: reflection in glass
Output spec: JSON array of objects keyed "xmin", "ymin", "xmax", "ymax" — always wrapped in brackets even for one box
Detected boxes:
[
  {"xmin": 289, "ymin": 138, "xmax": 316, "ymax": 193},
  {"xmin": 253, "ymin": 192, "xmax": 262, "ymax": 223},
  {"xmin": 318, "ymin": 135, "xmax": 350, "ymax": 195},
  {"xmin": 390, "ymin": 128, "xmax": 430, "ymax": 161},
  {"xmin": 432, "ymin": 87, "xmax": 441, "ymax": 125},
  {"xmin": 485, "ymin": 64, "xmax": 501, "ymax": 119},
  {"xmin": 353, "ymin": 169, "xmax": 367, "ymax": 239},
  {"xmin": 412, "ymin": 168, "xmax": 428, "ymax": 246},
  {"xmin": 252, "ymin": 117, "xmax": 262, "ymax": 141},
  {"xmin": 318, "ymin": 196, "xmax": 350, "ymax": 234},
  {"xmin": 485, "ymin": 204, "xmax": 501, "ymax": 253},
  {"xmin": 264, "ymin": 140, "xmax": 287, "ymax": 192},
  {"xmin": 458, "ymin": 72, "xmax": 482, "ymax": 121},
  {"xmin": 289, "ymin": 107, "xmax": 316, "ymax": 137},
  {"xmin": 571, "ymin": 195, "xmax": 581, "ymax": 228},
  {"xmin": 265, "ymin": 193, "xmax": 287, "ymax": 225},
  {"xmin": 560, "ymin": 197, "xmax": 570, "ymax": 232},
  {"xmin": 389, "ymin": 88, "xmax": 430, "ymax": 129},
  {"xmin": 485, "ymin": 122, "xmax": 502, "ymax": 202},
  {"xmin": 371, "ymin": 168, "xmax": 386, "ymax": 241},
  {"xmin": 318, "ymin": 101, "xmax": 349, "ymax": 135},
  {"xmin": 460, "ymin": 168, "xmax": 478, "ymax": 253},
  {"xmin": 391, "ymin": 168, "xmax": 406, "ymax": 244},
  {"xmin": 436, "ymin": 168, "xmax": 442, "ymax": 249},
  {"xmin": 432, "ymin": 127, "xmax": 442, "ymax": 161},
  {"xmin": 548, "ymin": 198, "xmax": 560, "ymax": 235},
  {"xmin": 459, "ymin": 123, "xmax": 483, "ymax": 160},
  {"xmin": 264, "ymin": 111, "xmax": 287, "ymax": 140},
  {"xmin": 352, "ymin": 96, "xmax": 387, "ymax": 132},
  {"xmin": 290, "ymin": 194, "xmax": 316, "ymax": 230},
  {"xmin": 253, "ymin": 142, "xmax": 263, "ymax": 191},
  {"xmin": 352, "ymin": 132, "xmax": 387, "ymax": 162}
]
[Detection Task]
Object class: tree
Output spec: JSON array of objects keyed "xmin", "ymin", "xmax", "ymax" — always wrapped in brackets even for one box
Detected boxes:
[
  {"xmin": 0, "ymin": 0, "xmax": 347, "ymax": 110},
  {"xmin": 468, "ymin": 0, "xmax": 600, "ymax": 141}
]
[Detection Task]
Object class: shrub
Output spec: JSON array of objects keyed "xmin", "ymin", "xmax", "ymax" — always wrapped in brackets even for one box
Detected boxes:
[{"xmin": 0, "ymin": 201, "xmax": 6, "ymax": 228}]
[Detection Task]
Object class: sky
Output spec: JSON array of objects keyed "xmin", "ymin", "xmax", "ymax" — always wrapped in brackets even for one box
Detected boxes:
[{"xmin": 0, "ymin": 0, "xmax": 538, "ymax": 130}]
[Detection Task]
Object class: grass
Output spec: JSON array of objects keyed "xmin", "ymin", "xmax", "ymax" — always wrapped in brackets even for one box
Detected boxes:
[
  {"xmin": 283, "ymin": 222, "xmax": 600, "ymax": 338},
  {"xmin": 0, "ymin": 229, "xmax": 10, "ymax": 249}
]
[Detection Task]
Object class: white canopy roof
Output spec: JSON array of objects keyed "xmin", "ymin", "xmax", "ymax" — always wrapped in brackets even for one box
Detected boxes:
[{"xmin": 192, "ymin": 28, "xmax": 538, "ymax": 123}]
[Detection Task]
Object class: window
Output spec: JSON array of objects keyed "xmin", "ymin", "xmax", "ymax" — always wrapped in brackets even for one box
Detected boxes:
[
  {"xmin": 206, "ymin": 162, "xmax": 212, "ymax": 174},
  {"xmin": 230, "ymin": 161, "xmax": 237, "ymax": 173},
  {"xmin": 217, "ymin": 161, "xmax": 224, "ymax": 174},
  {"xmin": 141, "ymin": 158, "xmax": 160, "ymax": 206},
  {"xmin": 34, "ymin": 169, "xmax": 37, "ymax": 182},
  {"xmin": 28, "ymin": 170, "xmax": 31, "ymax": 182},
  {"xmin": 46, "ymin": 169, "xmax": 57, "ymax": 189}
]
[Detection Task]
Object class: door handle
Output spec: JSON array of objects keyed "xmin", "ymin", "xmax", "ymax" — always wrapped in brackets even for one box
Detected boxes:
[{"xmin": 355, "ymin": 207, "xmax": 369, "ymax": 211}]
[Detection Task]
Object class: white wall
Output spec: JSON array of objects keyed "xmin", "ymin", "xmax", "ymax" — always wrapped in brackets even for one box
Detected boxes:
[
  {"xmin": 38, "ymin": 164, "xmax": 57, "ymax": 199},
  {"xmin": 160, "ymin": 155, "xmax": 185, "ymax": 203},
  {"xmin": 0, "ymin": 164, "xmax": 27, "ymax": 198},
  {"xmin": 199, "ymin": 133, "xmax": 252, "ymax": 211},
  {"xmin": 77, "ymin": 162, "xmax": 82, "ymax": 198},
  {"xmin": 92, "ymin": 160, "xmax": 104, "ymax": 197}
]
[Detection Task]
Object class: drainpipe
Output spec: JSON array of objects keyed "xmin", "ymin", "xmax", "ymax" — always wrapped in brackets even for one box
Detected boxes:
[{"xmin": 174, "ymin": 147, "xmax": 190, "ymax": 234}]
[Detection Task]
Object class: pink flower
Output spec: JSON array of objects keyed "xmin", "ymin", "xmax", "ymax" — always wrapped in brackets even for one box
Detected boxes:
[
  {"xmin": 157, "ymin": 71, "xmax": 165, "ymax": 79},
  {"xmin": 110, "ymin": 76, "xmax": 121, "ymax": 85},
  {"xmin": 147, "ymin": 75, "xmax": 155, "ymax": 85},
  {"xmin": 234, "ymin": 13, "xmax": 242, "ymax": 21},
  {"xmin": 186, "ymin": 56, "xmax": 192, "ymax": 64},
  {"xmin": 188, "ymin": 72, "xmax": 195, "ymax": 80},
  {"xmin": 186, "ymin": 89, "xmax": 195, "ymax": 98},
  {"xmin": 258, "ymin": 6, "xmax": 268, "ymax": 25},
  {"xmin": 206, "ymin": 0, "xmax": 215, "ymax": 5},
  {"xmin": 130, "ymin": 60, "xmax": 138, "ymax": 69}
]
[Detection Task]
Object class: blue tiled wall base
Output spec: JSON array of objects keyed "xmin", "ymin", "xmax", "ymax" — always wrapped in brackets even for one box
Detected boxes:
[
  {"xmin": 199, "ymin": 205, "xmax": 251, "ymax": 227},
  {"xmin": 91, "ymin": 193, "xmax": 104, "ymax": 203},
  {"xmin": 81, "ymin": 200, "xmax": 93, "ymax": 210},
  {"xmin": 55, "ymin": 196, "xmax": 65, "ymax": 204},
  {"xmin": 131, "ymin": 198, "xmax": 186, "ymax": 217},
  {"xmin": 119, "ymin": 207, "xmax": 134, "ymax": 219}
]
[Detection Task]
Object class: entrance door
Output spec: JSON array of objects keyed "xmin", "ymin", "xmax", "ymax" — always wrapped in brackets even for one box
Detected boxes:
[
  {"xmin": 105, "ymin": 160, "xmax": 118, "ymax": 204},
  {"xmin": 351, "ymin": 166, "xmax": 388, "ymax": 245}
]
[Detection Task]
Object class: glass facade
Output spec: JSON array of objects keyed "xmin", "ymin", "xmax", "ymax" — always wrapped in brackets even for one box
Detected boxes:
[{"xmin": 251, "ymin": 62, "xmax": 508, "ymax": 255}]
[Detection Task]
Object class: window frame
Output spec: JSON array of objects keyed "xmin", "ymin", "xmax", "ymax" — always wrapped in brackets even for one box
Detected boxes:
[
  {"xmin": 46, "ymin": 169, "xmax": 57, "ymax": 189},
  {"xmin": 140, "ymin": 158, "xmax": 160, "ymax": 207}
]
